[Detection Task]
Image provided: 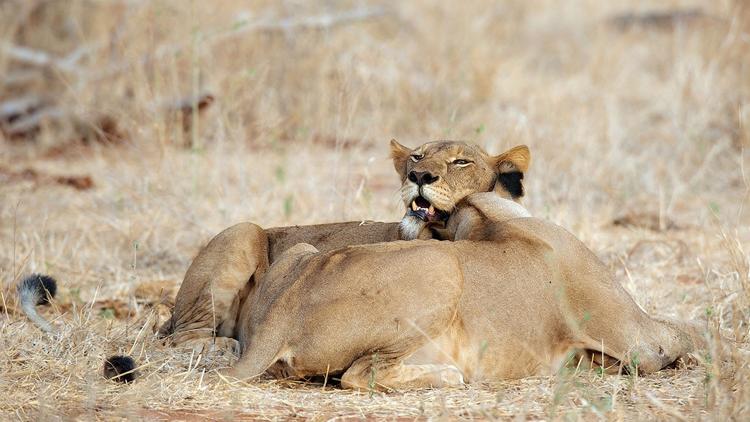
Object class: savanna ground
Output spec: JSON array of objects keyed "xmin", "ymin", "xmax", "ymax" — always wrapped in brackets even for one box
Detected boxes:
[{"xmin": 1, "ymin": 0, "xmax": 749, "ymax": 419}]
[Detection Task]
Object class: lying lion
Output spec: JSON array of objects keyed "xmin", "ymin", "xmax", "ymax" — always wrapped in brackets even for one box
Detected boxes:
[
  {"xmin": 222, "ymin": 189, "xmax": 702, "ymax": 390},
  {"xmin": 159, "ymin": 140, "xmax": 531, "ymax": 346}
]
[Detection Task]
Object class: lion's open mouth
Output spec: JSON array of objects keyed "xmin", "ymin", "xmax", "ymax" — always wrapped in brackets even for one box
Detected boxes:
[{"xmin": 407, "ymin": 196, "xmax": 450, "ymax": 223}]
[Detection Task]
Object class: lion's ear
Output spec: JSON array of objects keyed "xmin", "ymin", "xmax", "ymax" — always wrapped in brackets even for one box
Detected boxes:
[
  {"xmin": 492, "ymin": 145, "xmax": 530, "ymax": 199},
  {"xmin": 390, "ymin": 139, "xmax": 411, "ymax": 181}
]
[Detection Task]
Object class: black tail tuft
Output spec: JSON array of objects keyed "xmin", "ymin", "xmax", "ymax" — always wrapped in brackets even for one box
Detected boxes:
[
  {"xmin": 103, "ymin": 355, "xmax": 137, "ymax": 383},
  {"xmin": 18, "ymin": 274, "xmax": 58, "ymax": 305},
  {"xmin": 17, "ymin": 274, "xmax": 59, "ymax": 333}
]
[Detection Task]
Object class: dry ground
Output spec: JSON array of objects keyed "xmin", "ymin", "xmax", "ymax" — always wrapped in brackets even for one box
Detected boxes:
[{"xmin": 1, "ymin": 0, "xmax": 750, "ymax": 420}]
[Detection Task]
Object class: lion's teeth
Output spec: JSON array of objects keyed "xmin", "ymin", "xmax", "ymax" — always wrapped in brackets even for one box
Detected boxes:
[
  {"xmin": 411, "ymin": 201, "xmax": 418, "ymax": 211},
  {"xmin": 428, "ymin": 205, "xmax": 435, "ymax": 214}
]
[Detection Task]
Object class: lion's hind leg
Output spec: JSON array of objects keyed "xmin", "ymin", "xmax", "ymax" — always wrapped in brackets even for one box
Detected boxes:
[
  {"xmin": 223, "ymin": 242, "xmax": 321, "ymax": 381},
  {"xmin": 567, "ymin": 254, "xmax": 703, "ymax": 375},
  {"xmin": 580, "ymin": 311, "xmax": 700, "ymax": 374}
]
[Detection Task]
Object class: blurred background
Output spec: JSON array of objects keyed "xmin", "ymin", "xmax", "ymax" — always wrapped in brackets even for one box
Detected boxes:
[
  {"xmin": 2, "ymin": 0, "xmax": 749, "ymax": 257},
  {"xmin": 2, "ymin": 0, "xmax": 748, "ymax": 227}
]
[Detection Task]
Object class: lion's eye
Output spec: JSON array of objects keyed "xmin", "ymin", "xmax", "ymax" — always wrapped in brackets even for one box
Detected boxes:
[
  {"xmin": 410, "ymin": 154, "xmax": 424, "ymax": 162},
  {"xmin": 452, "ymin": 159, "xmax": 472, "ymax": 166}
]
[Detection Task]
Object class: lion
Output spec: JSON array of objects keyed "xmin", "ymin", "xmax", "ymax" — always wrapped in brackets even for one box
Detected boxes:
[
  {"xmin": 221, "ymin": 192, "xmax": 703, "ymax": 391},
  {"xmin": 158, "ymin": 140, "xmax": 531, "ymax": 347}
]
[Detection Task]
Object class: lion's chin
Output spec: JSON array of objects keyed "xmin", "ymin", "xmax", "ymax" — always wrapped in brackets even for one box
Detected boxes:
[
  {"xmin": 398, "ymin": 215, "xmax": 428, "ymax": 240},
  {"xmin": 399, "ymin": 196, "xmax": 451, "ymax": 240}
]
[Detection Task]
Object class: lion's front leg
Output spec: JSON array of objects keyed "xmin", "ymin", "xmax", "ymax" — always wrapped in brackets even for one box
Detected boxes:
[{"xmin": 161, "ymin": 222, "xmax": 269, "ymax": 346}]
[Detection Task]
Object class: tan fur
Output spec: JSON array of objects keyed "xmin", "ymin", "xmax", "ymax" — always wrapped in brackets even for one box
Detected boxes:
[
  {"xmin": 160, "ymin": 141, "xmax": 530, "ymax": 346},
  {"xmin": 223, "ymin": 191, "xmax": 703, "ymax": 390}
]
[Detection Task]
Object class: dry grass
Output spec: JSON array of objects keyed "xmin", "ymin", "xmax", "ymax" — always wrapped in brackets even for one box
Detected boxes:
[{"xmin": 1, "ymin": 0, "xmax": 749, "ymax": 419}]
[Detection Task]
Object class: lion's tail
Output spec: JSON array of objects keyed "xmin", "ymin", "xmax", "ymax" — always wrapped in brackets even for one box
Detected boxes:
[
  {"xmin": 17, "ymin": 274, "xmax": 57, "ymax": 333},
  {"xmin": 224, "ymin": 329, "xmax": 287, "ymax": 380}
]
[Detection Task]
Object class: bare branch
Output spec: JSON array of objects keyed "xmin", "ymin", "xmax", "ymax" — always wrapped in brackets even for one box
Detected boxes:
[
  {"xmin": 0, "ymin": 40, "xmax": 104, "ymax": 73},
  {"xmin": 0, "ymin": 43, "xmax": 53, "ymax": 67},
  {"xmin": 3, "ymin": 71, "xmax": 43, "ymax": 86},
  {"xmin": 5, "ymin": 7, "xmax": 387, "ymax": 85},
  {"xmin": 0, "ymin": 95, "xmax": 45, "ymax": 120},
  {"xmin": 5, "ymin": 107, "xmax": 66, "ymax": 136},
  {"xmin": 228, "ymin": 6, "xmax": 387, "ymax": 35},
  {"xmin": 0, "ymin": 5, "xmax": 388, "ymax": 138}
]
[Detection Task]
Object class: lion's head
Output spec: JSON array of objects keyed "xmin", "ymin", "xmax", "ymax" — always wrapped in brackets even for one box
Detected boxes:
[{"xmin": 390, "ymin": 140, "xmax": 530, "ymax": 239}]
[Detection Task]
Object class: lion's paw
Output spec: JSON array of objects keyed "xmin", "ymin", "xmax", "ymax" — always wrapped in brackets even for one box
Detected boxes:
[
  {"xmin": 179, "ymin": 337, "xmax": 240, "ymax": 356},
  {"xmin": 438, "ymin": 366, "xmax": 465, "ymax": 386}
]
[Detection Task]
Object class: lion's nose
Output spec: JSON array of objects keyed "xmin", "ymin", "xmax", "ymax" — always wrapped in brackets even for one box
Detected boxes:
[{"xmin": 408, "ymin": 171, "xmax": 439, "ymax": 185}]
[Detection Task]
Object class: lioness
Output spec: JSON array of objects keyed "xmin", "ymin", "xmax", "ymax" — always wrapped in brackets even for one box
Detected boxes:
[
  {"xmin": 159, "ymin": 140, "xmax": 531, "ymax": 345},
  {"xmin": 222, "ymin": 190, "xmax": 702, "ymax": 390}
]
